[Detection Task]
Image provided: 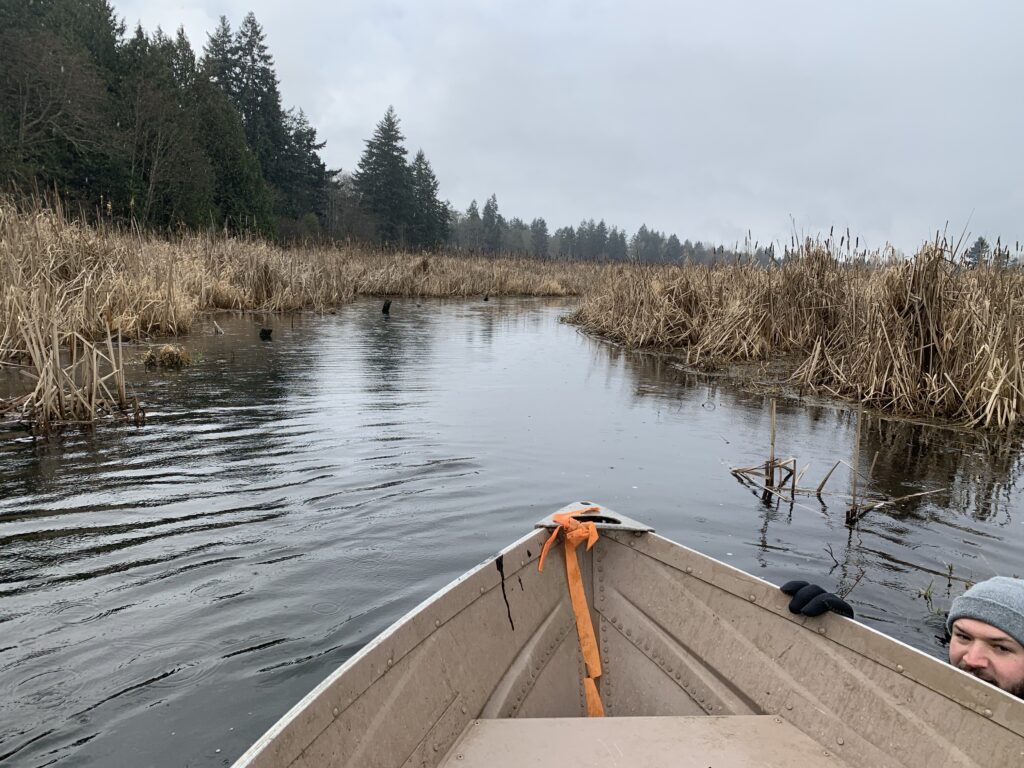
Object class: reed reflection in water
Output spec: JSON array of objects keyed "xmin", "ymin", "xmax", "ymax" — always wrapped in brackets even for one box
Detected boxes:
[{"xmin": 0, "ymin": 298, "xmax": 1021, "ymax": 767}]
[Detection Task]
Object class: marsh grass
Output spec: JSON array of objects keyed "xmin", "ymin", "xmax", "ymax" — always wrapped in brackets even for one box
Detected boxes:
[
  {"xmin": 7, "ymin": 196, "xmax": 1024, "ymax": 431},
  {"xmin": 2, "ymin": 287, "xmax": 129, "ymax": 432},
  {"xmin": 570, "ymin": 240, "xmax": 1024, "ymax": 428},
  {"xmin": 143, "ymin": 344, "xmax": 191, "ymax": 369},
  {"xmin": 0, "ymin": 200, "xmax": 603, "ymax": 431}
]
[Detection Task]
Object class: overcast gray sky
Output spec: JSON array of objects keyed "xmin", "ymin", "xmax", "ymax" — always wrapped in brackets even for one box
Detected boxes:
[{"xmin": 114, "ymin": 1, "xmax": 1023, "ymax": 253}]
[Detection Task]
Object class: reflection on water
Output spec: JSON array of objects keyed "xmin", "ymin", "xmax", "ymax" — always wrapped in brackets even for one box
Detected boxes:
[{"xmin": 1, "ymin": 298, "xmax": 1022, "ymax": 766}]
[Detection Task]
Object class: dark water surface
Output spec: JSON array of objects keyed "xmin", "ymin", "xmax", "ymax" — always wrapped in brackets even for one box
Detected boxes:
[{"xmin": 1, "ymin": 298, "xmax": 1022, "ymax": 766}]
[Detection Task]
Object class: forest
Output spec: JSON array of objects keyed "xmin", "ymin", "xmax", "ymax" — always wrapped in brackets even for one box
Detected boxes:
[{"xmin": 0, "ymin": 1, "xmax": 768, "ymax": 263}]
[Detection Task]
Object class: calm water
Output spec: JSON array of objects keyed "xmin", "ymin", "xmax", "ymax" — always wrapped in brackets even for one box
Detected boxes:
[{"xmin": 1, "ymin": 298, "xmax": 1022, "ymax": 766}]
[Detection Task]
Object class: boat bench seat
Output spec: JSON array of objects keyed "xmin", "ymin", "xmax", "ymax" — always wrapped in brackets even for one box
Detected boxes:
[{"xmin": 439, "ymin": 714, "xmax": 847, "ymax": 767}]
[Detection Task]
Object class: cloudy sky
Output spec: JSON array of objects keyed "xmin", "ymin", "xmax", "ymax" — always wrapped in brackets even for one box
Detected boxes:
[{"xmin": 113, "ymin": 1, "xmax": 1022, "ymax": 253}]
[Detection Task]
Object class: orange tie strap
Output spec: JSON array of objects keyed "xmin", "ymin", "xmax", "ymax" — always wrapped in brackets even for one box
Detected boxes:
[{"xmin": 538, "ymin": 508, "xmax": 605, "ymax": 717}]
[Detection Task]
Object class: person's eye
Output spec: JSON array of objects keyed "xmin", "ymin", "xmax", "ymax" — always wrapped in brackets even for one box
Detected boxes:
[{"xmin": 993, "ymin": 645, "xmax": 1011, "ymax": 654}]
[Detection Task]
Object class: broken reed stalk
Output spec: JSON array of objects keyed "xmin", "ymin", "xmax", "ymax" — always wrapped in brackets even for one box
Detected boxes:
[
  {"xmin": 796, "ymin": 463, "xmax": 810, "ymax": 486},
  {"xmin": 860, "ymin": 488, "xmax": 948, "ymax": 514},
  {"xmin": 848, "ymin": 402, "xmax": 864, "ymax": 525},
  {"xmin": 766, "ymin": 398, "xmax": 777, "ymax": 487},
  {"xmin": 816, "ymin": 461, "xmax": 841, "ymax": 495}
]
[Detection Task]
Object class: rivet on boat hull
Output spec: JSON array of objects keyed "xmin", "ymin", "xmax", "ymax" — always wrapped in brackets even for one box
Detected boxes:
[
  {"xmin": 836, "ymin": 737, "xmax": 845, "ymax": 746},
  {"xmin": 896, "ymin": 664, "xmax": 904, "ymax": 673}
]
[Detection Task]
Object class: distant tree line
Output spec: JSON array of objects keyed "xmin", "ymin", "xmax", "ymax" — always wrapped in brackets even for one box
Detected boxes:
[
  {"xmin": 446, "ymin": 194, "xmax": 773, "ymax": 265},
  {"xmin": 0, "ymin": 1, "xmax": 759, "ymax": 262}
]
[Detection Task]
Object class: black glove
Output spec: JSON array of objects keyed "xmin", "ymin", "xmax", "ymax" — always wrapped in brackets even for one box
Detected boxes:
[{"xmin": 781, "ymin": 580, "xmax": 854, "ymax": 619}]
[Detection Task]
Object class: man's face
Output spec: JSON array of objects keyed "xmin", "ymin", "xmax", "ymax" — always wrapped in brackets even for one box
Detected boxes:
[{"xmin": 949, "ymin": 618, "xmax": 1024, "ymax": 696}]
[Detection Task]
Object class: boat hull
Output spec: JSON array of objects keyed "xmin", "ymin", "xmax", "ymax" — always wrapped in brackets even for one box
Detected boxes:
[{"xmin": 233, "ymin": 503, "xmax": 1024, "ymax": 768}]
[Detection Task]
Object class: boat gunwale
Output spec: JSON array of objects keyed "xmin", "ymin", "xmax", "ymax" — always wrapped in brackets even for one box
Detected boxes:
[
  {"xmin": 230, "ymin": 527, "xmax": 551, "ymax": 767},
  {"xmin": 609, "ymin": 528, "xmax": 1024, "ymax": 737}
]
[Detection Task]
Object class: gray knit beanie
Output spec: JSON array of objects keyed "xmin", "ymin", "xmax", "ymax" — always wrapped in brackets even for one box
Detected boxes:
[{"xmin": 946, "ymin": 576, "xmax": 1024, "ymax": 646}]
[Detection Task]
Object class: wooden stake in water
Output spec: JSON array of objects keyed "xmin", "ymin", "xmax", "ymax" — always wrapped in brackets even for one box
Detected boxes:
[{"xmin": 765, "ymin": 398, "xmax": 777, "ymax": 489}]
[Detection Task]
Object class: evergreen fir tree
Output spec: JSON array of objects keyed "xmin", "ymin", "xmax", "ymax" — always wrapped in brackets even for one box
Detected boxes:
[
  {"xmin": 631, "ymin": 225, "xmax": 667, "ymax": 263},
  {"xmin": 607, "ymin": 228, "xmax": 629, "ymax": 261},
  {"xmin": 232, "ymin": 13, "xmax": 287, "ymax": 184},
  {"xmin": 409, "ymin": 149, "xmax": 448, "ymax": 249},
  {"xmin": 664, "ymin": 233, "xmax": 683, "ymax": 262},
  {"xmin": 530, "ymin": 218, "xmax": 549, "ymax": 259},
  {"xmin": 192, "ymin": 70, "xmax": 273, "ymax": 234},
  {"xmin": 966, "ymin": 236, "xmax": 990, "ymax": 267},
  {"xmin": 353, "ymin": 106, "xmax": 413, "ymax": 246},
  {"xmin": 277, "ymin": 108, "xmax": 328, "ymax": 222},
  {"xmin": 170, "ymin": 26, "xmax": 196, "ymax": 89},
  {"xmin": 594, "ymin": 219, "xmax": 609, "ymax": 258},
  {"xmin": 461, "ymin": 200, "xmax": 483, "ymax": 250},
  {"xmin": 481, "ymin": 194, "xmax": 504, "ymax": 253},
  {"xmin": 554, "ymin": 226, "xmax": 576, "ymax": 259},
  {"xmin": 202, "ymin": 16, "xmax": 237, "ymax": 96}
]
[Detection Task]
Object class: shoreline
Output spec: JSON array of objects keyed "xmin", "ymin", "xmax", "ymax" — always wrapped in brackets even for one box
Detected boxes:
[{"xmin": 4, "ymin": 205, "xmax": 1024, "ymax": 432}]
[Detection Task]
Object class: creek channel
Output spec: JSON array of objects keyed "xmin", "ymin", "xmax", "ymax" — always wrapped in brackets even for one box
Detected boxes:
[{"xmin": 1, "ymin": 298, "xmax": 1022, "ymax": 766}]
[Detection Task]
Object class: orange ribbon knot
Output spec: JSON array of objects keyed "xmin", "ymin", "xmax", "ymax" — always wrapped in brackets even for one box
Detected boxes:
[{"xmin": 538, "ymin": 508, "xmax": 605, "ymax": 717}]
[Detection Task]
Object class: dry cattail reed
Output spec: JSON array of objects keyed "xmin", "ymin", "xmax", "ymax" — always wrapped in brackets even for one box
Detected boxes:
[
  {"xmin": 571, "ymin": 239, "xmax": 1024, "ymax": 428},
  {"xmin": 0, "ymin": 199, "xmax": 605, "ymax": 431}
]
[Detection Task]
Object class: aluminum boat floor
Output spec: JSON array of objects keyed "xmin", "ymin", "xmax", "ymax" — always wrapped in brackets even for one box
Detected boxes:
[{"xmin": 439, "ymin": 715, "xmax": 850, "ymax": 767}]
